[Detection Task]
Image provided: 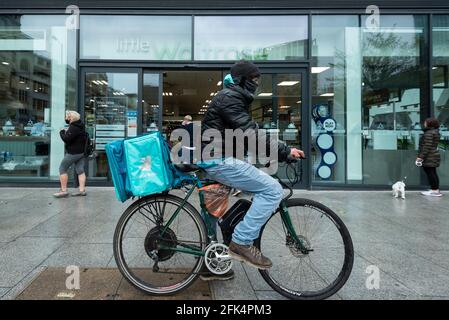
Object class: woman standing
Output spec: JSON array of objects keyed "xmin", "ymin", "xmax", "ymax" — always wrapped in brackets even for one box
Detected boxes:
[
  {"xmin": 53, "ymin": 111, "xmax": 87, "ymax": 198},
  {"xmin": 417, "ymin": 118, "xmax": 442, "ymax": 197}
]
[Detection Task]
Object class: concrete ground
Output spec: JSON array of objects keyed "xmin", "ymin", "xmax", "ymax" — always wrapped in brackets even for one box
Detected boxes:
[{"xmin": 0, "ymin": 187, "xmax": 448, "ymax": 300}]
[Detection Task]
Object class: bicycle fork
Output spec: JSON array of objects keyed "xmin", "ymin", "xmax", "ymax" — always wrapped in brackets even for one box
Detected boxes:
[{"xmin": 279, "ymin": 201, "xmax": 313, "ymax": 254}]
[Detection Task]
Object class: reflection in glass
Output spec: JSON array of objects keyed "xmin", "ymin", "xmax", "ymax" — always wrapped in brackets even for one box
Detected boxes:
[
  {"xmin": 143, "ymin": 73, "xmax": 160, "ymax": 133},
  {"xmin": 0, "ymin": 15, "xmax": 76, "ymax": 179},
  {"xmin": 311, "ymin": 16, "xmax": 357, "ymax": 184},
  {"xmin": 81, "ymin": 16, "xmax": 192, "ymax": 60},
  {"xmin": 432, "ymin": 15, "xmax": 449, "ymax": 187},
  {"xmin": 84, "ymin": 72, "xmax": 138, "ymax": 178},
  {"xmin": 194, "ymin": 16, "xmax": 308, "ymax": 61},
  {"xmin": 361, "ymin": 15, "xmax": 428, "ymax": 186}
]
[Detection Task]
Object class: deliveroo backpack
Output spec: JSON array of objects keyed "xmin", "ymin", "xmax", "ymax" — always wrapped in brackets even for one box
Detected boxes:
[
  {"xmin": 105, "ymin": 140, "xmax": 133, "ymax": 202},
  {"xmin": 124, "ymin": 131, "xmax": 176, "ymax": 197},
  {"xmin": 105, "ymin": 132, "xmax": 175, "ymax": 202}
]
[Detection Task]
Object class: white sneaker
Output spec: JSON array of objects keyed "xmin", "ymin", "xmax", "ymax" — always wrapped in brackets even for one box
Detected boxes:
[{"xmin": 421, "ymin": 191, "xmax": 443, "ymax": 197}]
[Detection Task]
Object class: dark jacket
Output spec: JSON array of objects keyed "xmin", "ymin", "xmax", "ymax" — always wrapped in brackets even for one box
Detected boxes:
[
  {"xmin": 60, "ymin": 120, "xmax": 86, "ymax": 155},
  {"xmin": 418, "ymin": 128, "xmax": 440, "ymax": 167},
  {"xmin": 201, "ymin": 84, "xmax": 290, "ymax": 162}
]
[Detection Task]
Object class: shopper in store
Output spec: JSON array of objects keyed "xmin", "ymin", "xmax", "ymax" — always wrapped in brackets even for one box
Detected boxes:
[
  {"xmin": 417, "ymin": 117, "xmax": 442, "ymax": 197},
  {"xmin": 178, "ymin": 115, "xmax": 196, "ymax": 163},
  {"xmin": 53, "ymin": 110, "xmax": 88, "ymax": 198}
]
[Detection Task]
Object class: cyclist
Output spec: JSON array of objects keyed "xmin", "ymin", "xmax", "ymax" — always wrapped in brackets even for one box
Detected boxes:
[{"xmin": 199, "ymin": 60, "xmax": 304, "ymax": 280}]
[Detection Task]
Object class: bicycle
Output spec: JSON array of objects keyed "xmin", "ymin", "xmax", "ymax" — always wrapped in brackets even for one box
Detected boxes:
[{"xmin": 113, "ymin": 158, "xmax": 354, "ymax": 300}]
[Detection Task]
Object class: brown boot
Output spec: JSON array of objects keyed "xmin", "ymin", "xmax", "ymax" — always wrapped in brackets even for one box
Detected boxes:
[{"xmin": 229, "ymin": 241, "xmax": 272, "ymax": 269}]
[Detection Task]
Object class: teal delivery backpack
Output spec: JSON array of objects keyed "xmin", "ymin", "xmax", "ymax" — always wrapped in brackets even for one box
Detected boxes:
[
  {"xmin": 105, "ymin": 140, "xmax": 133, "ymax": 202},
  {"xmin": 105, "ymin": 132, "xmax": 176, "ymax": 202},
  {"xmin": 124, "ymin": 132, "xmax": 175, "ymax": 197}
]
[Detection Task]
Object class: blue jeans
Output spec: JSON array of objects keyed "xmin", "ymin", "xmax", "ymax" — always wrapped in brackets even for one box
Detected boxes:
[{"xmin": 204, "ymin": 158, "xmax": 284, "ymax": 245}]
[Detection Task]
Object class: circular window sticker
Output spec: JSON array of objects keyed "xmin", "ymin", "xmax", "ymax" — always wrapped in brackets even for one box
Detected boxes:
[
  {"xmin": 323, "ymin": 151, "xmax": 337, "ymax": 165},
  {"xmin": 316, "ymin": 133, "xmax": 333, "ymax": 150},
  {"xmin": 322, "ymin": 118, "xmax": 336, "ymax": 132},
  {"xmin": 317, "ymin": 165, "xmax": 332, "ymax": 179}
]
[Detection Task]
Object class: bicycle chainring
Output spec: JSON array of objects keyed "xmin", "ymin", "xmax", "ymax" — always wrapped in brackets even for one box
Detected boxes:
[{"xmin": 204, "ymin": 243, "xmax": 233, "ymax": 275}]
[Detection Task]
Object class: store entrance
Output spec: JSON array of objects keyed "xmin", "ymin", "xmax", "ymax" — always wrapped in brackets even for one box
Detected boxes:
[{"xmin": 80, "ymin": 67, "xmax": 308, "ymax": 186}]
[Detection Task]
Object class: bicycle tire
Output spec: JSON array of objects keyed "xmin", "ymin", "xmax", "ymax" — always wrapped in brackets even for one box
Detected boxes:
[{"xmin": 255, "ymin": 198, "xmax": 354, "ymax": 300}]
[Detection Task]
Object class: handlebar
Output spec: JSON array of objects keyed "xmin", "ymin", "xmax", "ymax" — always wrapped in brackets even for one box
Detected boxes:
[{"xmin": 263, "ymin": 154, "xmax": 305, "ymax": 201}]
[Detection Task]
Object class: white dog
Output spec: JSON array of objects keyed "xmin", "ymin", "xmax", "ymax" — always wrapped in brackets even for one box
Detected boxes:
[{"xmin": 392, "ymin": 181, "xmax": 406, "ymax": 199}]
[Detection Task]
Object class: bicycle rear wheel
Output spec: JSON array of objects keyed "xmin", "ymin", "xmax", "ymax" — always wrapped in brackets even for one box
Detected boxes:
[
  {"xmin": 255, "ymin": 198, "xmax": 354, "ymax": 300},
  {"xmin": 113, "ymin": 194, "xmax": 207, "ymax": 295}
]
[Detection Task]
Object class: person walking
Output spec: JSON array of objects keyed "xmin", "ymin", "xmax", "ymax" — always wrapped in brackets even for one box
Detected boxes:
[
  {"xmin": 53, "ymin": 110, "xmax": 88, "ymax": 198},
  {"xmin": 417, "ymin": 117, "xmax": 442, "ymax": 197}
]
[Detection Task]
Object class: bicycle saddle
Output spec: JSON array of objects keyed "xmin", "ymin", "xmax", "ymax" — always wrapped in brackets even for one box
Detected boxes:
[{"xmin": 174, "ymin": 163, "xmax": 202, "ymax": 172}]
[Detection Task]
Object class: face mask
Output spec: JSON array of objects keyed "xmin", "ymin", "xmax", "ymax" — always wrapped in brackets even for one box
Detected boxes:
[
  {"xmin": 244, "ymin": 79, "xmax": 258, "ymax": 94},
  {"xmin": 65, "ymin": 119, "xmax": 70, "ymax": 124}
]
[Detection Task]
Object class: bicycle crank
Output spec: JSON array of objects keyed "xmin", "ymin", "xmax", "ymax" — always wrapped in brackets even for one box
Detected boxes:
[{"xmin": 204, "ymin": 243, "xmax": 233, "ymax": 275}]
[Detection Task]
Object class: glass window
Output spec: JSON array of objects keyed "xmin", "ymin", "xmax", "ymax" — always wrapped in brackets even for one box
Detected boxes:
[
  {"xmin": 194, "ymin": 16, "xmax": 308, "ymax": 60},
  {"xmin": 311, "ymin": 15, "xmax": 429, "ymax": 187},
  {"xmin": 84, "ymin": 71, "xmax": 138, "ymax": 178},
  {"xmin": 432, "ymin": 15, "xmax": 449, "ymax": 187},
  {"xmin": 80, "ymin": 16, "xmax": 192, "ymax": 60},
  {"xmin": 143, "ymin": 72, "xmax": 161, "ymax": 133},
  {"xmin": 0, "ymin": 15, "xmax": 76, "ymax": 179},
  {"xmin": 361, "ymin": 15, "xmax": 429, "ymax": 186},
  {"xmin": 311, "ymin": 16, "xmax": 359, "ymax": 184}
]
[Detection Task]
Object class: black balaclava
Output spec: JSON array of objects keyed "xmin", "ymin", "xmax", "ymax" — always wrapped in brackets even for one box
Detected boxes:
[{"xmin": 230, "ymin": 60, "xmax": 261, "ymax": 94}]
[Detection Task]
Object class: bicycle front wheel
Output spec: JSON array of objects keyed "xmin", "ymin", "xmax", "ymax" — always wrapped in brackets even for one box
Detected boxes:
[
  {"xmin": 113, "ymin": 194, "xmax": 208, "ymax": 295},
  {"xmin": 255, "ymin": 198, "xmax": 354, "ymax": 300}
]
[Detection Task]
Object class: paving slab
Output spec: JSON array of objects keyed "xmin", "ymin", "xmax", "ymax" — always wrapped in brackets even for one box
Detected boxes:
[
  {"xmin": 0, "ymin": 237, "xmax": 64, "ymax": 287},
  {"xmin": 42, "ymin": 243, "xmax": 113, "ymax": 268},
  {"xmin": 15, "ymin": 268, "xmax": 212, "ymax": 300}
]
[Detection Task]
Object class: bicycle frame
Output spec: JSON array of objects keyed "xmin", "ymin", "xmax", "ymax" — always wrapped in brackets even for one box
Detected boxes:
[{"xmin": 157, "ymin": 169, "xmax": 310, "ymax": 257}]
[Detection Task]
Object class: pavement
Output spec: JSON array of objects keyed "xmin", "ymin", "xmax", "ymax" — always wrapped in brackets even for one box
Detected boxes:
[{"xmin": 0, "ymin": 187, "xmax": 448, "ymax": 300}]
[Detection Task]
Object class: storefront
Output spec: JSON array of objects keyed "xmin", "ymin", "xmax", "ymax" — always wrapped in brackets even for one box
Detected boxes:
[{"xmin": 1, "ymin": 0, "xmax": 448, "ymax": 189}]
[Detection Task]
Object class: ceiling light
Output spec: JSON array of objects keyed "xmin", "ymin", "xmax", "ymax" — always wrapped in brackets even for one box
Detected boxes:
[
  {"xmin": 280, "ymin": 105, "xmax": 291, "ymax": 109},
  {"xmin": 277, "ymin": 81, "xmax": 299, "ymax": 86},
  {"xmin": 217, "ymin": 81, "xmax": 222, "ymax": 86},
  {"xmin": 2, "ymin": 61, "xmax": 9, "ymax": 65},
  {"xmin": 311, "ymin": 67, "xmax": 330, "ymax": 73},
  {"xmin": 258, "ymin": 93, "xmax": 273, "ymax": 97},
  {"xmin": 320, "ymin": 93, "xmax": 334, "ymax": 97},
  {"xmin": 19, "ymin": 81, "xmax": 25, "ymax": 84},
  {"xmin": 296, "ymin": 100, "xmax": 302, "ymax": 104},
  {"xmin": 210, "ymin": 92, "xmax": 214, "ymax": 96},
  {"xmin": 432, "ymin": 67, "xmax": 438, "ymax": 70}
]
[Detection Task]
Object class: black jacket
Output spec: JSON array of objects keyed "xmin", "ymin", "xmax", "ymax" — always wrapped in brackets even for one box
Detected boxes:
[
  {"xmin": 201, "ymin": 84, "xmax": 290, "ymax": 162},
  {"xmin": 60, "ymin": 120, "xmax": 86, "ymax": 155},
  {"xmin": 418, "ymin": 128, "xmax": 441, "ymax": 167}
]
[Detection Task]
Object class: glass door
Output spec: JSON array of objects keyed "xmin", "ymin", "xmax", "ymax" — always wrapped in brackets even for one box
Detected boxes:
[
  {"xmin": 254, "ymin": 69, "xmax": 309, "ymax": 188},
  {"xmin": 81, "ymin": 68, "xmax": 140, "ymax": 179}
]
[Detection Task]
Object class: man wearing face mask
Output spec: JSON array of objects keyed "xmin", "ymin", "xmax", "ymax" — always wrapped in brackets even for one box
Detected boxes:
[
  {"xmin": 53, "ymin": 110, "xmax": 88, "ymax": 198},
  {"xmin": 199, "ymin": 61, "xmax": 305, "ymax": 279}
]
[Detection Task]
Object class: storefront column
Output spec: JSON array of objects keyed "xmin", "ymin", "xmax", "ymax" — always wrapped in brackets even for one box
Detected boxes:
[
  {"xmin": 345, "ymin": 27, "xmax": 363, "ymax": 182},
  {"xmin": 49, "ymin": 26, "xmax": 67, "ymax": 179}
]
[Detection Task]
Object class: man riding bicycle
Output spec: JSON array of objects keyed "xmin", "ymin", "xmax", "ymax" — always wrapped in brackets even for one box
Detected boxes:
[{"xmin": 199, "ymin": 60, "xmax": 305, "ymax": 280}]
